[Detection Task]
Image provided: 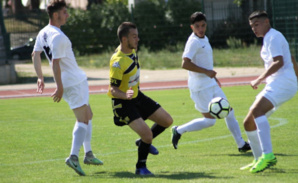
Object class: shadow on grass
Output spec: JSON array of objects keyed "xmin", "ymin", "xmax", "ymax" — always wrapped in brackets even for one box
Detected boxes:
[
  {"xmin": 228, "ymin": 152, "xmax": 253, "ymax": 157},
  {"xmin": 228, "ymin": 152, "xmax": 298, "ymax": 157},
  {"xmin": 92, "ymin": 171, "xmax": 232, "ymax": 180}
]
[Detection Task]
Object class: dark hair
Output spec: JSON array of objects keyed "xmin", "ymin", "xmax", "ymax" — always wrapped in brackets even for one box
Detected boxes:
[
  {"xmin": 117, "ymin": 22, "xmax": 137, "ymax": 42},
  {"xmin": 47, "ymin": 0, "xmax": 67, "ymax": 19},
  {"xmin": 249, "ymin": 10, "xmax": 268, "ymax": 21},
  {"xmin": 190, "ymin": 12, "xmax": 206, "ymax": 24}
]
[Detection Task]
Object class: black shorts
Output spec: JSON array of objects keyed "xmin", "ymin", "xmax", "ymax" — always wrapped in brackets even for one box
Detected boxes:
[{"xmin": 111, "ymin": 91, "xmax": 161, "ymax": 126}]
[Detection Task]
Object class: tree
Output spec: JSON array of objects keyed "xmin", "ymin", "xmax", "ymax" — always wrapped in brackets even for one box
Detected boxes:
[
  {"xmin": 10, "ymin": 0, "xmax": 27, "ymax": 20},
  {"xmin": 29, "ymin": 0, "xmax": 40, "ymax": 11}
]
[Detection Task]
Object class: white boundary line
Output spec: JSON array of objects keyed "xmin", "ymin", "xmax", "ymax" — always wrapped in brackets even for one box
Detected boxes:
[{"xmin": 0, "ymin": 117, "xmax": 288, "ymax": 167}]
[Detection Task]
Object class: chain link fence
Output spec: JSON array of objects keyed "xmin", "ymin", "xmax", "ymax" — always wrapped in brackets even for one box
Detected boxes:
[
  {"xmin": 271, "ymin": 0, "xmax": 298, "ymax": 60},
  {"xmin": 1, "ymin": 0, "xmax": 297, "ymax": 62}
]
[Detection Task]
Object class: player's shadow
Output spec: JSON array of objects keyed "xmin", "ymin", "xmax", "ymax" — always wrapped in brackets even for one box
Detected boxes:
[
  {"xmin": 93, "ymin": 171, "xmax": 232, "ymax": 180},
  {"xmin": 228, "ymin": 152, "xmax": 298, "ymax": 157},
  {"xmin": 227, "ymin": 152, "xmax": 253, "ymax": 157}
]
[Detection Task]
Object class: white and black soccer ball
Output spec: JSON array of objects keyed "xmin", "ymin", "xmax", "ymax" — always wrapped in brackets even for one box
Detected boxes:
[{"xmin": 208, "ymin": 97, "xmax": 230, "ymax": 119}]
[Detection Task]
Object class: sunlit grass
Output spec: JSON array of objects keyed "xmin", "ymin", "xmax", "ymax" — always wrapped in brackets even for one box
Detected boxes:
[{"xmin": 1, "ymin": 86, "xmax": 298, "ymax": 182}]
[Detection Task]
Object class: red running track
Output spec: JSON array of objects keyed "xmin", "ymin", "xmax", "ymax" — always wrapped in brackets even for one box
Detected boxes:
[{"xmin": 0, "ymin": 76, "xmax": 257, "ymax": 99}]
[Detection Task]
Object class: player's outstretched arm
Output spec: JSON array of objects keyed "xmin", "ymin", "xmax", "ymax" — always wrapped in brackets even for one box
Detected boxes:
[{"xmin": 32, "ymin": 51, "xmax": 44, "ymax": 94}]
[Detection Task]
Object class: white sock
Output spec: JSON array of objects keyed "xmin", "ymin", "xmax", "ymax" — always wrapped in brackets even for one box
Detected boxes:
[
  {"xmin": 255, "ymin": 115, "xmax": 272, "ymax": 154},
  {"xmin": 70, "ymin": 122, "xmax": 88, "ymax": 157},
  {"xmin": 224, "ymin": 109, "xmax": 245, "ymax": 148},
  {"xmin": 83, "ymin": 120, "xmax": 92, "ymax": 153},
  {"xmin": 177, "ymin": 118, "xmax": 216, "ymax": 134},
  {"xmin": 246, "ymin": 130, "xmax": 262, "ymax": 160}
]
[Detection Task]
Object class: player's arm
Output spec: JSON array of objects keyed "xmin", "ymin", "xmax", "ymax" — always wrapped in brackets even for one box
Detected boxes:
[
  {"xmin": 251, "ymin": 55, "xmax": 284, "ymax": 89},
  {"xmin": 51, "ymin": 59, "xmax": 63, "ymax": 102},
  {"xmin": 110, "ymin": 80, "xmax": 133, "ymax": 100},
  {"xmin": 32, "ymin": 51, "xmax": 44, "ymax": 94},
  {"xmin": 182, "ymin": 57, "xmax": 216, "ymax": 78},
  {"xmin": 214, "ymin": 76, "xmax": 222, "ymax": 88},
  {"xmin": 291, "ymin": 55, "xmax": 298, "ymax": 80}
]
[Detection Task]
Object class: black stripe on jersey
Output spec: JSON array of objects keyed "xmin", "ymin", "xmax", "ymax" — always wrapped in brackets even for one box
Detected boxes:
[
  {"xmin": 124, "ymin": 54, "xmax": 139, "ymax": 74},
  {"xmin": 110, "ymin": 78, "xmax": 121, "ymax": 87}
]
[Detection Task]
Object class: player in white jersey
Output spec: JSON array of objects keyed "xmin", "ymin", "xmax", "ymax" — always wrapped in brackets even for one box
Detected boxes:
[
  {"xmin": 32, "ymin": 0, "xmax": 103, "ymax": 176},
  {"xmin": 240, "ymin": 10, "xmax": 297, "ymax": 173},
  {"xmin": 171, "ymin": 12, "xmax": 250, "ymax": 153}
]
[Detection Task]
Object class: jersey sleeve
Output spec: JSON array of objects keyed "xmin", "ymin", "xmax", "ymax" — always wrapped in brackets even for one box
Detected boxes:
[
  {"xmin": 182, "ymin": 39, "xmax": 199, "ymax": 60},
  {"xmin": 268, "ymin": 35, "xmax": 283, "ymax": 58},
  {"xmin": 110, "ymin": 59, "xmax": 124, "ymax": 87},
  {"xmin": 33, "ymin": 33, "xmax": 43, "ymax": 52},
  {"xmin": 51, "ymin": 35, "xmax": 67, "ymax": 59}
]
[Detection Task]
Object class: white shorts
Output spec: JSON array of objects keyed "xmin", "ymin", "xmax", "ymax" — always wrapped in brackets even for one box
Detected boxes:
[
  {"xmin": 63, "ymin": 80, "xmax": 89, "ymax": 109},
  {"xmin": 252, "ymin": 80, "xmax": 297, "ymax": 110},
  {"xmin": 190, "ymin": 85, "xmax": 226, "ymax": 113}
]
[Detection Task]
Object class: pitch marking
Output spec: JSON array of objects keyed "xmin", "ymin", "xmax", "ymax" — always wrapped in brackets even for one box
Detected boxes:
[{"xmin": 0, "ymin": 117, "xmax": 288, "ymax": 166}]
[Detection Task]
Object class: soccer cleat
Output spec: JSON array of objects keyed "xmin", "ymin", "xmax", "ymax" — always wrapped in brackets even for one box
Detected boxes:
[
  {"xmin": 65, "ymin": 155, "xmax": 86, "ymax": 176},
  {"xmin": 250, "ymin": 153, "xmax": 277, "ymax": 173},
  {"xmin": 84, "ymin": 151, "xmax": 104, "ymax": 165},
  {"xmin": 238, "ymin": 142, "xmax": 251, "ymax": 153},
  {"xmin": 171, "ymin": 126, "xmax": 181, "ymax": 149},
  {"xmin": 240, "ymin": 159, "xmax": 257, "ymax": 170},
  {"xmin": 135, "ymin": 167, "xmax": 154, "ymax": 175},
  {"xmin": 135, "ymin": 139, "xmax": 159, "ymax": 155}
]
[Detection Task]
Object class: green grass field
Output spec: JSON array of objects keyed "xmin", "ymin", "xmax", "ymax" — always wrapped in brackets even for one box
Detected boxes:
[{"xmin": 1, "ymin": 85, "xmax": 298, "ymax": 183}]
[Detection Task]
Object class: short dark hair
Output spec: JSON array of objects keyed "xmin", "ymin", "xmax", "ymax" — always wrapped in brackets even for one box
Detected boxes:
[
  {"xmin": 47, "ymin": 0, "xmax": 67, "ymax": 19},
  {"xmin": 249, "ymin": 10, "xmax": 268, "ymax": 21},
  {"xmin": 117, "ymin": 22, "xmax": 137, "ymax": 42},
  {"xmin": 190, "ymin": 12, "xmax": 206, "ymax": 24}
]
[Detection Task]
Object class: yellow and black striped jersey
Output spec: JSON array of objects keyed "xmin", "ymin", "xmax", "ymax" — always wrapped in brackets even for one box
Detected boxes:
[{"xmin": 107, "ymin": 48, "xmax": 140, "ymax": 99}]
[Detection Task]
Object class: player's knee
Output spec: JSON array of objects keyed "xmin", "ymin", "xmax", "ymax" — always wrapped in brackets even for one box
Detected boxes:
[
  {"xmin": 141, "ymin": 132, "xmax": 153, "ymax": 144},
  {"xmin": 205, "ymin": 118, "xmax": 216, "ymax": 127},
  {"xmin": 243, "ymin": 115, "xmax": 257, "ymax": 131},
  {"xmin": 165, "ymin": 115, "xmax": 173, "ymax": 127},
  {"xmin": 77, "ymin": 117, "xmax": 89, "ymax": 124},
  {"xmin": 89, "ymin": 112, "xmax": 93, "ymax": 120},
  {"xmin": 251, "ymin": 108, "xmax": 263, "ymax": 118}
]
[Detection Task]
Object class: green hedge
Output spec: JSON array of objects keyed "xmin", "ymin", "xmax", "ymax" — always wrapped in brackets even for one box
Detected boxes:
[{"xmin": 62, "ymin": 0, "xmax": 202, "ymax": 55}]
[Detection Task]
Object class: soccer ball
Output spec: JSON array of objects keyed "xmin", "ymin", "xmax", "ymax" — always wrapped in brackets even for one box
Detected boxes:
[{"xmin": 208, "ymin": 97, "xmax": 230, "ymax": 119}]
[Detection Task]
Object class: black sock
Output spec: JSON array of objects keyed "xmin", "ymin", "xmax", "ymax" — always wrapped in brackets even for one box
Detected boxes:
[
  {"xmin": 151, "ymin": 123, "xmax": 166, "ymax": 138},
  {"xmin": 136, "ymin": 140, "xmax": 150, "ymax": 169}
]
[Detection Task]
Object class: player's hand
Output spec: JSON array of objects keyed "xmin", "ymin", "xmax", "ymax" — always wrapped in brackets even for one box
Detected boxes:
[
  {"xmin": 126, "ymin": 87, "xmax": 134, "ymax": 100},
  {"xmin": 250, "ymin": 78, "xmax": 261, "ymax": 90},
  {"xmin": 206, "ymin": 70, "xmax": 217, "ymax": 78},
  {"xmin": 36, "ymin": 78, "xmax": 45, "ymax": 94},
  {"xmin": 51, "ymin": 87, "xmax": 63, "ymax": 103}
]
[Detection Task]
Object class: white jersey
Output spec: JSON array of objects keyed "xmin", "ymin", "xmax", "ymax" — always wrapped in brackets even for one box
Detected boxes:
[
  {"xmin": 182, "ymin": 33, "xmax": 217, "ymax": 91},
  {"xmin": 34, "ymin": 24, "xmax": 87, "ymax": 88},
  {"xmin": 261, "ymin": 28, "xmax": 297, "ymax": 87}
]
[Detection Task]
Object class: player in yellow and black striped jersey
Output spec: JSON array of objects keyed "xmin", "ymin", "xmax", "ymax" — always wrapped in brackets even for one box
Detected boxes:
[
  {"xmin": 107, "ymin": 47, "xmax": 140, "ymax": 99},
  {"xmin": 108, "ymin": 22, "xmax": 173, "ymax": 175}
]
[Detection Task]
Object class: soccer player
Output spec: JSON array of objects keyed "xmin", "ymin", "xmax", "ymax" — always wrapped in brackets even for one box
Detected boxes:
[
  {"xmin": 240, "ymin": 10, "xmax": 297, "ymax": 173},
  {"xmin": 171, "ymin": 12, "xmax": 250, "ymax": 153},
  {"xmin": 32, "ymin": 0, "xmax": 103, "ymax": 176},
  {"xmin": 108, "ymin": 22, "xmax": 173, "ymax": 175}
]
